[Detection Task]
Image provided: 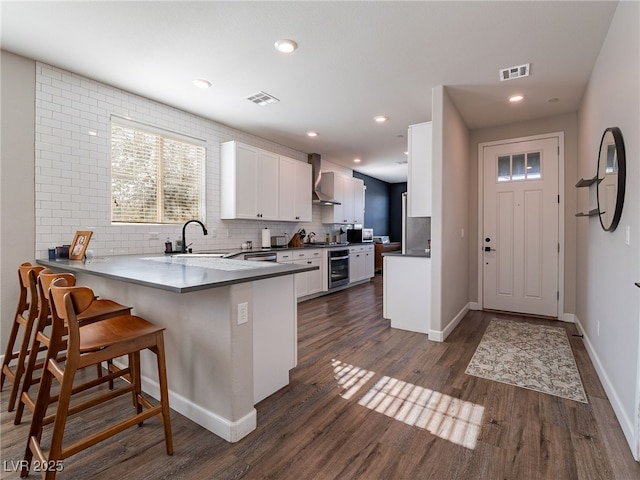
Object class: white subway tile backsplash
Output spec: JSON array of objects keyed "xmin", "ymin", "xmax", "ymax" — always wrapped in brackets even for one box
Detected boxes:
[{"xmin": 35, "ymin": 62, "xmax": 328, "ymax": 258}]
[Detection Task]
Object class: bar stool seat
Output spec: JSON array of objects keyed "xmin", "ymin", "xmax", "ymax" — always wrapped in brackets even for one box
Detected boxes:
[
  {"xmin": 14, "ymin": 268, "xmax": 132, "ymax": 425},
  {"xmin": 1, "ymin": 263, "xmax": 45, "ymax": 412},
  {"xmin": 22, "ymin": 278, "xmax": 173, "ymax": 479}
]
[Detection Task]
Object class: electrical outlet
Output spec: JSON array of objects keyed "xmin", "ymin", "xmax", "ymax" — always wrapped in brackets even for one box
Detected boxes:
[
  {"xmin": 209, "ymin": 228, "xmax": 217, "ymax": 238},
  {"xmin": 597, "ymin": 320, "xmax": 600, "ymax": 336},
  {"xmin": 148, "ymin": 232, "xmax": 160, "ymax": 240},
  {"xmin": 237, "ymin": 302, "xmax": 248, "ymax": 325}
]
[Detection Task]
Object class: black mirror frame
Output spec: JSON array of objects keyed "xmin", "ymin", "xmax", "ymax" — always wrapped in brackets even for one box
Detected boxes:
[{"xmin": 597, "ymin": 127, "xmax": 626, "ymax": 232}]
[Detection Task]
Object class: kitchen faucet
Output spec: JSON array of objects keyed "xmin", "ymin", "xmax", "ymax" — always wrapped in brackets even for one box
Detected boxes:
[{"xmin": 182, "ymin": 220, "xmax": 208, "ymax": 253}]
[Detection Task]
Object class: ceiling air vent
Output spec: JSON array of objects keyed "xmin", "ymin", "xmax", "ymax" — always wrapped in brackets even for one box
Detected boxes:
[
  {"xmin": 246, "ymin": 91, "xmax": 280, "ymax": 106},
  {"xmin": 499, "ymin": 63, "xmax": 530, "ymax": 81}
]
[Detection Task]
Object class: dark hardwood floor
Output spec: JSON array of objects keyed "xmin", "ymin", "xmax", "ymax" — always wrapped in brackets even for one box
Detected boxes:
[{"xmin": 2, "ymin": 275, "xmax": 639, "ymax": 479}]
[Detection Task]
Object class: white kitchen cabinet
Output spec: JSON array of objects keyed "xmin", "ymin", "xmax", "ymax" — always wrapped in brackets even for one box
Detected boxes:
[
  {"xmin": 383, "ymin": 254, "xmax": 431, "ymax": 334},
  {"xmin": 407, "ymin": 122, "xmax": 432, "ymax": 217},
  {"xmin": 349, "ymin": 244, "xmax": 374, "ymax": 283},
  {"xmin": 221, "ymin": 141, "xmax": 279, "ymax": 220},
  {"xmin": 279, "ymin": 156, "xmax": 312, "ymax": 222},
  {"xmin": 279, "ymin": 249, "xmax": 323, "ymax": 298},
  {"xmin": 364, "ymin": 248, "xmax": 375, "ymax": 279},
  {"xmin": 321, "ymin": 172, "xmax": 365, "ymax": 225}
]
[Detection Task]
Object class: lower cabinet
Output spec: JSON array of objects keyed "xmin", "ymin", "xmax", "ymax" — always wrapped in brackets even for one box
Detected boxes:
[
  {"xmin": 278, "ymin": 249, "xmax": 323, "ymax": 298},
  {"xmin": 383, "ymin": 254, "xmax": 431, "ymax": 334},
  {"xmin": 349, "ymin": 244, "xmax": 375, "ymax": 283}
]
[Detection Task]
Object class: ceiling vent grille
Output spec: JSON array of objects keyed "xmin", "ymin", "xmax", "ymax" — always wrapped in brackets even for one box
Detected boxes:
[
  {"xmin": 246, "ymin": 91, "xmax": 280, "ymax": 106},
  {"xmin": 499, "ymin": 63, "xmax": 530, "ymax": 81}
]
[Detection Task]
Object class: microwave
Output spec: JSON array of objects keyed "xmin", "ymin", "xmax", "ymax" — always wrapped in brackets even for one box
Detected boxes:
[{"xmin": 347, "ymin": 228, "xmax": 373, "ymax": 243}]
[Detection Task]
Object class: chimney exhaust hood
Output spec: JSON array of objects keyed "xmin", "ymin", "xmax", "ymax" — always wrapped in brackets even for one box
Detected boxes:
[{"xmin": 308, "ymin": 153, "xmax": 341, "ymax": 206}]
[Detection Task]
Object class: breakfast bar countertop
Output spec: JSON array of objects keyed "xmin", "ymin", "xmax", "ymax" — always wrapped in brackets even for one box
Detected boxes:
[{"xmin": 37, "ymin": 254, "xmax": 318, "ymax": 294}]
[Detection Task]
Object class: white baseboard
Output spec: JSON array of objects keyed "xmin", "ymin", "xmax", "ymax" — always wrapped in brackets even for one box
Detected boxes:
[
  {"xmin": 113, "ymin": 360, "xmax": 256, "ymax": 443},
  {"xmin": 469, "ymin": 302, "xmax": 481, "ymax": 311},
  {"xmin": 560, "ymin": 312, "xmax": 576, "ymax": 323},
  {"xmin": 429, "ymin": 303, "xmax": 471, "ymax": 343},
  {"xmin": 573, "ymin": 316, "xmax": 637, "ymax": 460}
]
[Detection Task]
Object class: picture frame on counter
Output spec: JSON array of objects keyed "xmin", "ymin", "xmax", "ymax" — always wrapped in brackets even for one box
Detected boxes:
[{"xmin": 69, "ymin": 230, "xmax": 93, "ymax": 260}]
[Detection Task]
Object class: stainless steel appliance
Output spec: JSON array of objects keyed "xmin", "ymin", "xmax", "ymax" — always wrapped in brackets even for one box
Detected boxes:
[
  {"xmin": 270, "ymin": 236, "xmax": 287, "ymax": 248},
  {"xmin": 401, "ymin": 192, "xmax": 431, "ymax": 254},
  {"xmin": 347, "ymin": 227, "xmax": 373, "ymax": 243},
  {"xmin": 243, "ymin": 251, "xmax": 277, "ymax": 262},
  {"xmin": 328, "ymin": 248, "xmax": 350, "ymax": 289}
]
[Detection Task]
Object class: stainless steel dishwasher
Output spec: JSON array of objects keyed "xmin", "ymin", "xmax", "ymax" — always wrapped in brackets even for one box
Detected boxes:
[{"xmin": 242, "ymin": 251, "xmax": 278, "ymax": 262}]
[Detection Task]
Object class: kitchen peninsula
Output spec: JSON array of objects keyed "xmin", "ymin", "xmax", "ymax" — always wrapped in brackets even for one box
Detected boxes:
[{"xmin": 38, "ymin": 254, "xmax": 318, "ymax": 443}]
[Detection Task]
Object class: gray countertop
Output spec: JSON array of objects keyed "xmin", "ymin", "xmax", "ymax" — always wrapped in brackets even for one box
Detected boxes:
[
  {"xmin": 37, "ymin": 254, "xmax": 318, "ymax": 294},
  {"xmin": 383, "ymin": 249, "xmax": 431, "ymax": 258}
]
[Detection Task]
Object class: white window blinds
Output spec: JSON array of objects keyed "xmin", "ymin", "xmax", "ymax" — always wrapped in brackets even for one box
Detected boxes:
[{"xmin": 110, "ymin": 119, "xmax": 205, "ymax": 224}]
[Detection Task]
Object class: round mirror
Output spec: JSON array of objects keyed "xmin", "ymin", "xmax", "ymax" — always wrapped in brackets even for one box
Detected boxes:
[{"xmin": 596, "ymin": 127, "xmax": 626, "ymax": 232}]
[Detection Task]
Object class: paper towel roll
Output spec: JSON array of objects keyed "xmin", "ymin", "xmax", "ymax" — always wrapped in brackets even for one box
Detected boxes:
[{"xmin": 262, "ymin": 228, "xmax": 271, "ymax": 248}]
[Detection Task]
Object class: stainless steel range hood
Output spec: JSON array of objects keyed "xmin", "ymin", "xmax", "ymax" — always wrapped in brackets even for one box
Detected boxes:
[{"xmin": 308, "ymin": 153, "xmax": 341, "ymax": 205}]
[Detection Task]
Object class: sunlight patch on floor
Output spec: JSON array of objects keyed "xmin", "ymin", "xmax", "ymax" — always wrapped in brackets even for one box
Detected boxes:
[
  {"xmin": 332, "ymin": 360, "xmax": 484, "ymax": 449},
  {"xmin": 331, "ymin": 359, "xmax": 376, "ymax": 400}
]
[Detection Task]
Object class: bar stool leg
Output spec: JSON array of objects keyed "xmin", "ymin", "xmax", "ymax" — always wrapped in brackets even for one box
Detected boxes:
[{"xmin": 153, "ymin": 332, "xmax": 173, "ymax": 455}]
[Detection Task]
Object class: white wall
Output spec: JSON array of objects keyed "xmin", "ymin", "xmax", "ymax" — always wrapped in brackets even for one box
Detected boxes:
[
  {"xmin": 0, "ymin": 51, "xmax": 36, "ymax": 350},
  {"xmin": 576, "ymin": 1, "xmax": 640, "ymax": 458},
  {"xmin": 431, "ymin": 86, "xmax": 470, "ymax": 339}
]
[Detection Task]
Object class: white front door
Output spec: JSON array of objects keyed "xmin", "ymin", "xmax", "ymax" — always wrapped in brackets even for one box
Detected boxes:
[{"xmin": 482, "ymin": 137, "xmax": 559, "ymax": 317}]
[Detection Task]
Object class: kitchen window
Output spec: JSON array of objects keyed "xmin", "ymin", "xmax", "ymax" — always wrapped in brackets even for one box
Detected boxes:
[{"xmin": 110, "ymin": 117, "xmax": 206, "ymax": 224}]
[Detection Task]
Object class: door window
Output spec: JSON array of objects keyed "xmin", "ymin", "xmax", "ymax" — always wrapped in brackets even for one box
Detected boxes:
[{"xmin": 497, "ymin": 151, "xmax": 542, "ymax": 182}]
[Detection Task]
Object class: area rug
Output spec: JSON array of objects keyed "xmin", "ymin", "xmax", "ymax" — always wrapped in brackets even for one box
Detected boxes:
[{"xmin": 465, "ymin": 319, "xmax": 588, "ymax": 403}]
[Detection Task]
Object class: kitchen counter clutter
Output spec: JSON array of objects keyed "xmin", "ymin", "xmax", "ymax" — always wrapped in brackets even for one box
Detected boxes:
[{"xmin": 37, "ymin": 254, "xmax": 317, "ymax": 444}]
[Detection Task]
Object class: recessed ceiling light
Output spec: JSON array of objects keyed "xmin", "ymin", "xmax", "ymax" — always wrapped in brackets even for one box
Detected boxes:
[
  {"xmin": 306, "ymin": 131, "xmax": 319, "ymax": 137},
  {"xmin": 509, "ymin": 94, "xmax": 524, "ymax": 103},
  {"xmin": 274, "ymin": 39, "xmax": 298, "ymax": 54},
  {"xmin": 374, "ymin": 115, "xmax": 389, "ymax": 123},
  {"xmin": 192, "ymin": 79, "xmax": 212, "ymax": 89},
  {"xmin": 354, "ymin": 158, "xmax": 361, "ymax": 163},
  {"xmin": 404, "ymin": 151, "xmax": 408, "ymax": 155}
]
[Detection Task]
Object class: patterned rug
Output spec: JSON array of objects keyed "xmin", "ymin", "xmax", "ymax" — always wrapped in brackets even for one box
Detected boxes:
[{"xmin": 465, "ymin": 319, "xmax": 588, "ymax": 403}]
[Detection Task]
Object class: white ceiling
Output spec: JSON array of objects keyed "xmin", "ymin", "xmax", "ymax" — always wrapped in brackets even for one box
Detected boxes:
[{"xmin": 1, "ymin": 1, "xmax": 617, "ymax": 183}]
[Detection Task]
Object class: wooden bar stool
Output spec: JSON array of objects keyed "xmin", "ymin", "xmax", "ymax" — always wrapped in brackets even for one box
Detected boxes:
[
  {"xmin": 22, "ymin": 278, "xmax": 173, "ymax": 479},
  {"xmin": 1, "ymin": 263, "xmax": 45, "ymax": 412},
  {"xmin": 14, "ymin": 268, "xmax": 133, "ymax": 425}
]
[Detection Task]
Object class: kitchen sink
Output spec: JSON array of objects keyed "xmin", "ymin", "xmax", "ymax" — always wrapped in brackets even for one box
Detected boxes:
[{"xmin": 171, "ymin": 252, "xmax": 228, "ymax": 258}]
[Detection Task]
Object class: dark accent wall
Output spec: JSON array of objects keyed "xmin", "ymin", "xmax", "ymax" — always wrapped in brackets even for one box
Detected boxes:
[
  {"xmin": 354, "ymin": 172, "xmax": 389, "ymax": 234},
  {"xmin": 353, "ymin": 171, "xmax": 406, "ymax": 242},
  {"xmin": 389, "ymin": 182, "xmax": 407, "ymax": 242}
]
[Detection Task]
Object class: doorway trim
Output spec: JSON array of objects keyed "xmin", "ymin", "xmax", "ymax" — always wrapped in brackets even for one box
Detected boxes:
[{"xmin": 477, "ymin": 132, "xmax": 567, "ymax": 320}]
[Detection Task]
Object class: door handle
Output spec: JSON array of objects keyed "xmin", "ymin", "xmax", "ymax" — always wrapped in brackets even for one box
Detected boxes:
[{"xmin": 484, "ymin": 246, "xmax": 496, "ymax": 252}]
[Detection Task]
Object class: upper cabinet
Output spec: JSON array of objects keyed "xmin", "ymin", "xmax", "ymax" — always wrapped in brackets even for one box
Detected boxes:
[
  {"xmin": 407, "ymin": 122, "xmax": 432, "ymax": 217},
  {"xmin": 320, "ymin": 172, "xmax": 365, "ymax": 224},
  {"xmin": 220, "ymin": 141, "xmax": 312, "ymax": 222},
  {"xmin": 279, "ymin": 156, "xmax": 312, "ymax": 222}
]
